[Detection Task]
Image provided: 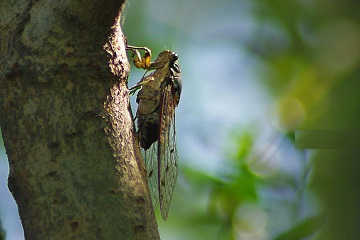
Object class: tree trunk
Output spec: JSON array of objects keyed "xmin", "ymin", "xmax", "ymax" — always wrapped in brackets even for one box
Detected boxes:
[{"xmin": 0, "ymin": 0, "xmax": 159, "ymax": 239}]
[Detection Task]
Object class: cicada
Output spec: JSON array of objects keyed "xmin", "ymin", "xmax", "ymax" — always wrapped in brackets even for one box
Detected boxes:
[{"xmin": 126, "ymin": 45, "xmax": 181, "ymax": 220}]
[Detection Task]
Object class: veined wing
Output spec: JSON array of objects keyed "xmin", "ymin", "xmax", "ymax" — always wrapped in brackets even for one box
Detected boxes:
[
  {"xmin": 143, "ymin": 145, "xmax": 160, "ymax": 209},
  {"xmin": 158, "ymin": 83, "xmax": 178, "ymax": 220}
]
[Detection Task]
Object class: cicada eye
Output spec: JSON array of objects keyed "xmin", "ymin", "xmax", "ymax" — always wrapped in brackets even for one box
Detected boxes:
[{"xmin": 169, "ymin": 53, "xmax": 178, "ymax": 61}]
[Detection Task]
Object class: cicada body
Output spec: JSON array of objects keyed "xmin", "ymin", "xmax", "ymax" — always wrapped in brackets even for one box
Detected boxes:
[{"xmin": 127, "ymin": 47, "xmax": 181, "ymax": 220}]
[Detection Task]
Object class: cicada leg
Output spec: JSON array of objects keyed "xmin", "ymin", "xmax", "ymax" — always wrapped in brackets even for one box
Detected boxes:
[{"xmin": 128, "ymin": 77, "xmax": 153, "ymax": 95}]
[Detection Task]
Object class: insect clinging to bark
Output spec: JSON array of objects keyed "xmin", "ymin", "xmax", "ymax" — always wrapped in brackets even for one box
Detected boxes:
[{"xmin": 127, "ymin": 45, "xmax": 182, "ymax": 220}]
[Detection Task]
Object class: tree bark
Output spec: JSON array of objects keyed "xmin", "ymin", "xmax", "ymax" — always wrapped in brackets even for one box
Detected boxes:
[{"xmin": 0, "ymin": 0, "xmax": 159, "ymax": 239}]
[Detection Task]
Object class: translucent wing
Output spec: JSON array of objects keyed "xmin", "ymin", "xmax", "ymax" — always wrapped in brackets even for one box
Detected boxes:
[
  {"xmin": 143, "ymin": 145, "xmax": 159, "ymax": 209},
  {"xmin": 141, "ymin": 84, "xmax": 178, "ymax": 218},
  {"xmin": 158, "ymin": 83, "xmax": 178, "ymax": 220}
]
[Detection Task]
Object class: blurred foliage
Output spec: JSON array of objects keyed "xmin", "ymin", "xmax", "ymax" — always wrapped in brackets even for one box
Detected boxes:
[
  {"xmin": 248, "ymin": 1, "xmax": 360, "ymax": 239},
  {"xmin": 274, "ymin": 215, "xmax": 324, "ymax": 240},
  {"xmin": 123, "ymin": 0, "xmax": 360, "ymax": 239},
  {"xmin": 0, "ymin": 221, "xmax": 5, "ymax": 240}
]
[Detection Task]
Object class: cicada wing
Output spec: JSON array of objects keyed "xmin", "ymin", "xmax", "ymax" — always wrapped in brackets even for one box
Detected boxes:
[
  {"xmin": 143, "ymin": 143, "xmax": 160, "ymax": 209},
  {"xmin": 158, "ymin": 84, "xmax": 178, "ymax": 220}
]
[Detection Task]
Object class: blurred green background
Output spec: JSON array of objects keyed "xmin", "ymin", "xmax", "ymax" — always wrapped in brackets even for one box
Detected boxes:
[{"xmin": 1, "ymin": 0, "xmax": 359, "ymax": 239}]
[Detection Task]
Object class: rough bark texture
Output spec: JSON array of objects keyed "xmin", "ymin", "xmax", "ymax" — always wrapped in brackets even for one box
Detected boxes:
[{"xmin": 0, "ymin": 0, "xmax": 159, "ymax": 239}]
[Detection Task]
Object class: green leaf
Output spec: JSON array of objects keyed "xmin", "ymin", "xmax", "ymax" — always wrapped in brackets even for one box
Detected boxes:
[{"xmin": 274, "ymin": 216, "xmax": 324, "ymax": 240}]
